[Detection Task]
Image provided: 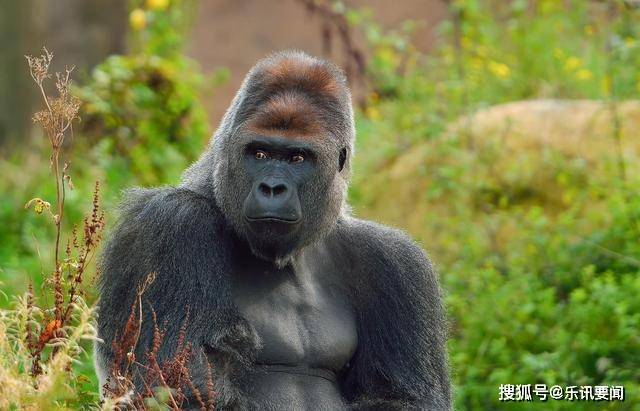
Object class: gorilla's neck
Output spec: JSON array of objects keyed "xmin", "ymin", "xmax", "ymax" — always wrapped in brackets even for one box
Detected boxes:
[{"xmin": 230, "ymin": 230, "xmax": 306, "ymax": 270}]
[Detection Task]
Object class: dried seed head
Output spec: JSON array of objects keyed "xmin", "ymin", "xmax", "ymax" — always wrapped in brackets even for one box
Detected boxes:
[{"xmin": 25, "ymin": 48, "xmax": 53, "ymax": 86}]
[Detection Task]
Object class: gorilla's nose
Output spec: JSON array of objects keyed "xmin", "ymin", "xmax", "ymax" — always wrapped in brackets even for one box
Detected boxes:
[
  {"xmin": 258, "ymin": 181, "xmax": 289, "ymax": 198},
  {"xmin": 245, "ymin": 178, "xmax": 301, "ymax": 224}
]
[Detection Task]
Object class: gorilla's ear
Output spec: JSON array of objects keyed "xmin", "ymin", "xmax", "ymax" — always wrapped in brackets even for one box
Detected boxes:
[{"xmin": 338, "ymin": 147, "xmax": 347, "ymax": 172}]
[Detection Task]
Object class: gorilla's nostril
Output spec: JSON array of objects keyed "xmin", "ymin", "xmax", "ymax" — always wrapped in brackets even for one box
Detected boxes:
[
  {"xmin": 258, "ymin": 182, "xmax": 288, "ymax": 197},
  {"xmin": 272, "ymin": 184, "xmax": 287, "ymax": 196},
  {"xmin": 258, "ymin": 183, "xmax": 272, "ymax": 196}
]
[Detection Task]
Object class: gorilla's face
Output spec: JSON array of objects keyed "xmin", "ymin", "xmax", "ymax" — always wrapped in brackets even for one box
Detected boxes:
[
  {"xmin": 215, "ymin": 130, "xmax": 347, "ymax": 264},
  {"xmin": 242, "ymin": 135, "xmax": 309, "ymax": 232},
  {"xmin": 204, "ymin": 52, "xmax": 354, "ymax": 264}
]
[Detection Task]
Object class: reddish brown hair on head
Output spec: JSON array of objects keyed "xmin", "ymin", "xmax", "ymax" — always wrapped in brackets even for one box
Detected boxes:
[
  {"xmin": 246, "ymin": 92, "xmax": 324, "ymax": 138},
  {"xmin": 244, "ymin": 53, "xmax": 346, "ymax": 139},
  {"xmin": 261, "ymin": 53, "xmax": 342, "ymax": 100}
]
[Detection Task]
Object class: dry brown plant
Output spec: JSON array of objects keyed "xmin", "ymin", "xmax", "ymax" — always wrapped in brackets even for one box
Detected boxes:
[
  {"xmin": 23, "ymin": 48, "xmax": 104, "ymax": 379},
  {"xmin": 102, "ymin": 273, "xmax": 216, "ymax": 410}
]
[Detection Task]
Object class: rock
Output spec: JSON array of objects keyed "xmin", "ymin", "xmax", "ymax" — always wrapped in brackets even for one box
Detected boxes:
[
  {"xmin": 450, "ymin": 99, "xmax": 640, "ymax": 167},
  {"xmin": 354, "ymin": 99, "xmax": 640, "ymax": 258}
]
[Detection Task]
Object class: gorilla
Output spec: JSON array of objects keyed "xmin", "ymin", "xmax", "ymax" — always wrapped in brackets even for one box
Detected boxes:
[{"xmin": 95, "ymin": 51, "xmax": 450, "ymax": 410}]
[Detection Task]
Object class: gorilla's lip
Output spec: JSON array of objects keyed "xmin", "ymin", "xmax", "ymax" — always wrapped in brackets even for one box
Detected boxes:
[{"xmin": 245, "ymin": 215, "xmax": 301, "ymax": 225}]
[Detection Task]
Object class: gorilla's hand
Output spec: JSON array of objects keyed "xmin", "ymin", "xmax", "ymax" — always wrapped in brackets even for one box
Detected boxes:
[{"xmin": 204, "ymin": 312, "xmax": 261, "ymax": 367}]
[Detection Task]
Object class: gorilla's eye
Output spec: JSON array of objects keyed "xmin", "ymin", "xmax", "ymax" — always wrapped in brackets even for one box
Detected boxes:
[
  {"xmin": 290, "ymin": 154, "xmax": 305, "ymax": 164},
  {"xmin": 254, "ymin": 150, "xmax": 268, "ymax": 160}
]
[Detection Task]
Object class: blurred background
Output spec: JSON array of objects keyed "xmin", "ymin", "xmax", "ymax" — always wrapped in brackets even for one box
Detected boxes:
[{"xmin": 1, "ymin": 0, "xmax": 639, "ymax": 409}]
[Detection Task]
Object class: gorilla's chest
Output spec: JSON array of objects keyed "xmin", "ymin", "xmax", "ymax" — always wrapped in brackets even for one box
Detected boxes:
[{"xmin": 231, "ymin": 250, "xmax": 357, "ymax": 371}]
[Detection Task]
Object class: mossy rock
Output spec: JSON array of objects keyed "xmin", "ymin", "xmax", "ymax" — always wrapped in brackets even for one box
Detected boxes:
[{"xmin": 353, "ymin": 99, "xmax": 640, "ymax": 261}]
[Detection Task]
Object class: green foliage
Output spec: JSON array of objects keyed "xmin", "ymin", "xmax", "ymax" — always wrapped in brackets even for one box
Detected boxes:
[
  {"xmin": 0, "ymin": 294, "xmax": 100, "ymax": 409},
  {"xmin": 129, "ymin": 0, "xmax": 197, "ymax": 58},
  {"xmin": 1, "ymin": 0, "xmax": 216, "ymax": 299},
  {"xmin": 77, "ymin": 0, "xmax": 218, "ymax": 186},
  {"xmin": 437, "ymin": 0, "xmax": 640, "ymax": 103},
  {"xmin": 0, "ymin": 1, "xmax": 218, "ymax": 406},
  {"xmin": 446, "ymin": 195, "xmax": 640, "ymax": 410},
  {"xmin": 77, "ymin": 52, "xmax": 209, "ymax": 185},
  {"xmin": 347, "ymin": 1, "xmax": 640, "ymax": 409}
]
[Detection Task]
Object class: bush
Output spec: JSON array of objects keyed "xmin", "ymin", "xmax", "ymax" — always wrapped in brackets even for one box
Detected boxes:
[
  {"xmin": 78, "ymin": 52, "xmax": 209, "ymax": 185},
  {"xmin": 346, "ymin": 1, "xmax": 640, "ymax": 409},
  {"xmin": 77, "ymin": 0, "xmax": 219, "ymax": 186},
  {"xmin": 0, "ymin": 0, "xmax": 219, "ymax": 407}
]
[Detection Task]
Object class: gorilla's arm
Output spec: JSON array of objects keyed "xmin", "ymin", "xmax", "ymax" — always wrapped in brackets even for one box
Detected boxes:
[
  {"xmin": 336, "ymin": 218, "xmax": 451, "ymax": 410},
  {"xmin": 95, "ymin": 187, "xmax": 255, "ymax": 407}
]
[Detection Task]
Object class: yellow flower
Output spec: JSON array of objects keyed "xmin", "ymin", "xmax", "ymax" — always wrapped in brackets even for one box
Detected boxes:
[
  {"xmin": 441, "ymin": 46, "xmax": 455, "ymax": 64},
  {"xmin": 130, "ymin": 8, "xmax": 147, "ymax": 31},
  {"xmin": 625, "ymin": 37, "xmax": 635, "ymax": 47},
  {"xmin": 378, "ymin": 46, "xmax": 400, "ymax": 67},
  {"xmin": 365, "ymin": 106, "xmax": 381, "ymax": 121},
  {"xmin": 555, "ymin": 172, "xmax": 568, "ymax": 186},
  {"xmin": 584, "ymin": 25, "xmax": 594, "ymax": 36},
  {"xmin": 564, "ymin": 56, "xmax": 582, "ymax": 71},
  {"xmin": 576, "ymin": 69, "xmax": 592, "ymax": 81},
  {"xmin": 540, "ymin": 0, "xmax": 556, "ymax": 14},
  {"xmin": 488, "ymin": 61, "xmax": 511, "ymax": 79},
  {"xmin": 146, "ymin": 0, "xmax": 169, "ymax": 11},
  {"xmin": 24, "ymin": 198, "xmax": 51, "ymax": 215}
]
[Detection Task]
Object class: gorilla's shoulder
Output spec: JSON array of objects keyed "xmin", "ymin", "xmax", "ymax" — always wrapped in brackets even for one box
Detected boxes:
[
  {"xmin": 115, "ymin": 186, "xmax": 222, "ymax": 233},
  {"xmin": 101, "ymin": 186, "xmax": 225, "ymax": 276},
  {"xmin": 334, "ymin": 216, "xmax": 431, "ymax": 266},
  {"xmin": 99, "ymin": 186, "xmax": 228, "ymax": 295},
  {"xmin": 332, "ymin": 215, "xmax": 439, "ymax": 298}
]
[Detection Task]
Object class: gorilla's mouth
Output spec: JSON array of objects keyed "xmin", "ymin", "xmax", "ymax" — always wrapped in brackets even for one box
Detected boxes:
[
  {"xmin": 244, "ymin": 215, "xmax": 301, "ymax": 239},
  {"xmin": 242, "ymin": 215, "xmax": 303, "ymax": 263},
  {"xmin": 245, "ymin": 215, "xmax": 301, "ymax": 224}
]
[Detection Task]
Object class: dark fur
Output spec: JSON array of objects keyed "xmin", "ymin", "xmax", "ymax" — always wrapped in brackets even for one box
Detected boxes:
[{"xmin": 95, "ymin": 51, "xmax": 450, "ymax": 409}]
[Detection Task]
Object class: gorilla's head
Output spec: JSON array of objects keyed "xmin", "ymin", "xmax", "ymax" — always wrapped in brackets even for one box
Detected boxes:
[{"xmin": 182, "ymin": 51, "xmax": 355, "ymax": 264}]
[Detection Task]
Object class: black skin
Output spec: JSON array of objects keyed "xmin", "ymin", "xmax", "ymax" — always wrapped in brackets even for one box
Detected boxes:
[
  {"xmin": 96, "ymin": 51, "xmax": 450, "ymax": 410},
  {"xmin": 243, "ymin": 137, "xmax": 310, "ymax": 226}
]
